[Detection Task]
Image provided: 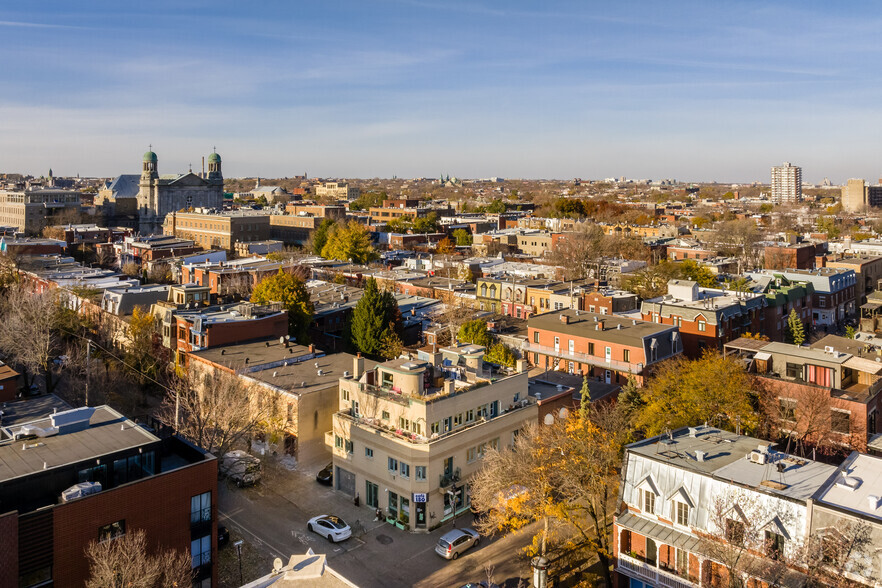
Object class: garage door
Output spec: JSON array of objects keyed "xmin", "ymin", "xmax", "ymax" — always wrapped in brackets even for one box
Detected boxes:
[{"xmin": 335, "ymin": 466, "xmax": 355, "ymax": 496}]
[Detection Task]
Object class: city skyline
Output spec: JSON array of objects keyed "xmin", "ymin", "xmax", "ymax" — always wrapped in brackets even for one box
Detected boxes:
[{"xmin": 4, "ymin": 1, "xmax": 882, "ymax": 182}]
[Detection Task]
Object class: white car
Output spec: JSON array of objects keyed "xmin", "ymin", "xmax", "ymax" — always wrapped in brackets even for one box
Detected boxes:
[{"xmin": 307, "ymin": 515, "xmax": 352, "ymax": 543}]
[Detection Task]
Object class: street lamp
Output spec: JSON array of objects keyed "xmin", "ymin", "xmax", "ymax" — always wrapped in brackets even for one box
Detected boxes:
[
  {"xmin": 234, "ymin": 540, "xmax": 244, "ymax": 585},
  {"xmin": 531, "ymin": 555, "xmax": 549, "ymax": 588}
]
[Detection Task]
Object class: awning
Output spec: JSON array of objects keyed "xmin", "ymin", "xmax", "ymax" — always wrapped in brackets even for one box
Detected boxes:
[
  {"xmin": 861, "ymin": 301, "xmax": 882, "ymax": 311},
  {"xmin": 754, "ymin": 351, "xmax": 772, "ymax": 361},
  {"xmin": 843, "ymin": 356, "xmax": 882, "ymax": 375},
  {"xmin": 869, "ymin": 433, "xmax": 882, "ymax": 453},
  {"xmin": 615, "ymin": 511, "xmax": 701, "ymax": 552}
]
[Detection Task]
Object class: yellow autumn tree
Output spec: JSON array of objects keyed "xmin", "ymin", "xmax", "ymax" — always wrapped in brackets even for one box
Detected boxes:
[
  {"xmin": 632, "ymin": 351, "xmax": 757, "ymax": 437},
  {"xmin": 470, "ymin": 400, "xmax": 629, "ymax": 585}
]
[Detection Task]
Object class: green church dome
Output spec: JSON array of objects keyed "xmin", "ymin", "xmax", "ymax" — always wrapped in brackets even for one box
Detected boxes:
[
  {"xmin": 208, "ymin": 152, "xmax": 221, "ymax": 163},
  {"xmin": 143, "ymin": 151, "xmax": 158, "ymax": 163}
]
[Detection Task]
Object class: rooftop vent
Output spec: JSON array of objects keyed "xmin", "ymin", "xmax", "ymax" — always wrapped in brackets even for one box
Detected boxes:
[
  {"xmin": 695, "ymin": 450, "xmax": 706, "ymax": 462},
  {"xmin": 343, "ymin": 371, "xmax": 351, "ymax": 378},
  {"xmin": 61, "ymin": 481, "xmax": 102, "ymax": 502},
  {"xmin": 51, "ymin": 407, "xmax": 96, "ymax": 434},
  {"xmin": 688, "ymin": 426, "xmax": 702, "ymax": 438},
  {"xmin": 317, "ymin": 369, "xmax": 323, "ymax": 376},
  {"xmin": 835, "ymin": 473, "xmax": 862, "ymax": 491},
  {"xmin": 867, "ymin": 495, "xmax": 882, "ymax": 510}
]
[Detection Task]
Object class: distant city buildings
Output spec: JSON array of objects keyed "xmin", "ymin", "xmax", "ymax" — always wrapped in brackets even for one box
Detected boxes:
[
  {"xmin": 315, "ymin": 181, "xmax": 359, "ymax": 200},
  {"xmin": 841, "ymin": 178, "xmax": 882, "ymax": 213},
  {"xmin": 770, "ymin": 162, "xmax": 802, "ymax": 203}
]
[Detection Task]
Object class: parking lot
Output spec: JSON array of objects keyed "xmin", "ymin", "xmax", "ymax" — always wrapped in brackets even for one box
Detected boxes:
[{"xmin": 218, "ymin": 457, "xmax": 535, "ymax": 587}]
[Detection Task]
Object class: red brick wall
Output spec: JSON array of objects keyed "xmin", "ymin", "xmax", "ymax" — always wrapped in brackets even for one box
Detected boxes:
[
  {"xmin": 0, "ymin": 510, "xmax": 18, "ymax": 588},
  {"xmin": 52, "ymin": 457, "xmax": 217, "ymax": 587}
]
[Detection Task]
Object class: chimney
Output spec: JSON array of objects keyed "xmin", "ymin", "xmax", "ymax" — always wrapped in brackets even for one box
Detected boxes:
[
  {"xmin": 597, "ymin": 320, "xmax": 604, "ymax": 330},
  {"xmin": 516, "ymin": 358, "xmax": 528, "ymax": 373},
  {"xmin": 354, "ymin": 353, "xmax": 365, "ymax": 379},
  {"xmin": 560, "ymin": 314, "xmax": 569, "ymax": 324},
  {"xmin": 308, "ymin": 344, "xmax": 315, "ymax": 354},
  {"xmin": 444, "ymin": 379, "xmax": 455, "ymax": 395}
]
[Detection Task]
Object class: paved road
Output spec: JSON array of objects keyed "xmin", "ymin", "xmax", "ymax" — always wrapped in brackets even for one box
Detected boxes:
[{"xmin": 218, "ymin": 459, "xmax": 534, "ymax": 587}]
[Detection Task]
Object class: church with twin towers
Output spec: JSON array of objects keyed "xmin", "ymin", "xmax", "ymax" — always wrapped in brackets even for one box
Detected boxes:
[{"xmin": 137, "ymin": 147, "xmax": 225, "ymax": 234}]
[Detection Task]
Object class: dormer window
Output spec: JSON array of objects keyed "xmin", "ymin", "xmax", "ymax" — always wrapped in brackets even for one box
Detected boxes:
[
  {"xmin": 641, "ymin": 488, "xmax": 655, "ymax": 514},
  {"xmin": 676, "ymin": 501, "xmax": 690, "ymax": 526}
]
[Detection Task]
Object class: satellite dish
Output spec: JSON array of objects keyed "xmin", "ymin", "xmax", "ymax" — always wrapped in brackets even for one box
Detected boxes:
[
  {"xmin": 279, "ymin": 336, "xmax": 285, "ymax": 345},
  {"xmin": 272, "ymin": 557, "xmax": 283, "ymax": 573},
  {"xmin": 285, "ymin": 335, "xmax": 291, "ymax": 341},
  {"xmin": 559, "ymin": 408, "xmax": 570, "ymax": 419},
  {"xmin": 544, "ymin": 414, "xmax": 555, "ymax": 425}
]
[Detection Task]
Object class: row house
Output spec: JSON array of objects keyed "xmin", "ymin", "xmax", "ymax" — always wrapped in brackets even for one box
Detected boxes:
[
  {"xmin": 747, "ymin": 268, "xmax": 856, "ymax": 328},
  {"xmin": 525, "ymin": 309, "xmax": 681, "ymax": 386},
  {"xmin": 583, "ymin": 288, "xmax": 639, "ymax": 315},
  {"xmin": 748, "ymin": 273, "xmax": 814, "ymax": 342},
  {"xmin": 763, "ymin": 242, "xmax": 819, "ymax": 270},
  {"xmin": 114, "ymin": 234, "xmax": 203, "ymax": 267},
  {"xmin": 641, "ymin": 280, "xmax": 766, "ymax": 358},
  {"xmin": 614, "ymin": 426, "xmax": 839, "ymax": 588},
  {"xmin": 182, "ymin": 257, "xmax": 300, "ymax": 297},
  {"xmin": 822, "ymin": 255, "xmax": 882, "ymax": 306},
  {"xmin": 169, "ymin": 302, "xmax": 287, "ymax": 354},
  {"xmin": 329, "ymin": 345, "xmax": 537, "ymax": 531},
  {"xmin": 667, "ymin": 239, "xmax": 716, "ymax": 262},
  {"xmin": 725, "ymin": 335, "xmax": 882, "ymax": 455}
]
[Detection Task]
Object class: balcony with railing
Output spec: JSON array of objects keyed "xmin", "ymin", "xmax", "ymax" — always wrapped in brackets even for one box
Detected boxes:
[
  {"xmin": 522, "ymin": 342, "xmax": 643, "ymax": 373},
  {"xmin": 617, "ymin": 553, "xmax": 697, "ymax": 588}
]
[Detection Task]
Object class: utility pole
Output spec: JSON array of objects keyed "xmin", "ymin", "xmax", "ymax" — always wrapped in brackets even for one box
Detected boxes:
[{"xmin": 84, "ymin": 339, "xmax": 91, "ymax": 407}]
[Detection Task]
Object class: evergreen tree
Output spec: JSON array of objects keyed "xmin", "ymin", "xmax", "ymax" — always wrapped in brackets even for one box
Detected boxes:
[
  {"xmin": 349, "ymin": 278, "xmax": 401, "ymax": 357},
  {"xmin": 786, "ymin": 308, "xmax": 806, "ymax": 346},
  {"xmin": 311, "ymin": 218, "xmax": 336, "ymax": 255},
  {"xmin": 457, "ymin": 319, "xmax": 494, "ymax": 348},
  {"xmin": 617, "ymin": 375, "xmax": 644, "ymax": 419}
]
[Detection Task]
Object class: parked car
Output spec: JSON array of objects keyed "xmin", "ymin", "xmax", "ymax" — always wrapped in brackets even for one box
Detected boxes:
[
  {"xmin": 315, "ymin": 463, "xmax": 333, "ymax": 485},
  {"xmin": 220, "ymin": 450, "xmax": 262, "ymax": 487},
  {"xmin": 217, "ymin": 525, "xmax": 230, "ymax": 548},
  {"xmin": 307, "ymin": 515, "xmax": 352, "ymax": 543},
  {"xmin": 435, "ymin": 527, "xmax": 480, "ymax": 560}
]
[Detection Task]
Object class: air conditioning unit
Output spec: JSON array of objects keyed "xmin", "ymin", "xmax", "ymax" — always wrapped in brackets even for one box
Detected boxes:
[{"xmin": 749, "ymin": 450, "xmax": 768, "ymax": 465}]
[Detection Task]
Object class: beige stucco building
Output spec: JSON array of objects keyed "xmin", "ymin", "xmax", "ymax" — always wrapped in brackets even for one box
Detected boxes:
[
  {"xmin": 329, "ymin": 344, "xmax": 537, "ymax": 531},
  {"xmin": 315, "ymin": 182, "xmax": 359, "ymax": 200}
]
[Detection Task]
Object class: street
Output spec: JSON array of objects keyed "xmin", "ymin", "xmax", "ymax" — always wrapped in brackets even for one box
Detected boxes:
[{"xmin": 218, "ymin": 458, "xmax": 535, "ymax": 587}]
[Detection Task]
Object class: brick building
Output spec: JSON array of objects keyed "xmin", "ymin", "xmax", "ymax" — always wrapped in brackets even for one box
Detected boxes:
[
  {"xmin": 525, "ymin": 309, "xmax": 681, "ymax": 386},
  {"xmin": 0, "ymin": 400, "xmax": 217, "ymax": 588},
  {"xmin": 747, "ymin": 268, "xmax": 856, "ymax": 328},
  {"xmin": 640, "ymin": 280, "xmax": 766, "ymax": 358},
  {"xmin": 764, "ymin": 242, "xmax": 818, "ymax": 270}
]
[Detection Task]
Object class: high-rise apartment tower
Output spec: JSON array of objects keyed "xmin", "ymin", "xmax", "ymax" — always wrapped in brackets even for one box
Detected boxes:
[{"xmin": 771, "ymin": 162, "xmax": 802, "ymax": 203}]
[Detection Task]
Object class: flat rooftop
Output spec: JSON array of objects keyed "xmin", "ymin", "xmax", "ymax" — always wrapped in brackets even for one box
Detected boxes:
[
  {"xmin": 816, "ymin": 453, "xmax": 882, "ymax": 519},
  {"xmin": 0, "ymin": 394, "xmax": 71, "ymax": 428},
  {"xmin": 189, "ymin": 337, "xmax": 317, "ymax": 371},
  {"xmin": 0, "ymin": 405, "xmax": 158, "ymax": 482},
  {"xmin": 529, "ymin": 309, "xmax": 674, "ymax": 343},
  {"xmin": 248, "ymin": 352, "xmax": 378, "ymax": 394},
  {"xmin": 628, "ymin": 426, "xmax": 837, "ymax": 499}
]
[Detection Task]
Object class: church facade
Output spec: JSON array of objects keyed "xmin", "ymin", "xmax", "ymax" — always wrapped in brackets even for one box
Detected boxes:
[{"xmin": 137, "ymin": 150, "xmax": 224, "ymax": 234}]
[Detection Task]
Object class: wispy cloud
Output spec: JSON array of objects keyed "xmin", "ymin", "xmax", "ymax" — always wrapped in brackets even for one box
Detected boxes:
[{"xmin": 0, "ymin": 20, "xmax": 89, "ymax": 30}]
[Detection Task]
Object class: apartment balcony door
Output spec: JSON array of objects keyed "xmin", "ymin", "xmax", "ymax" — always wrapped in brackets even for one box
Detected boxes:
[
  {"xmin": 605, "ymin": 370, "xmax": 611, "ymax": 384},
  {"xmin": 568, "ymin": 340, "xmax": 575, "ymax": 355},
  {"xmin": 605, "ymin": 346, "xmax": 612, "ymax": 362},
  {"xmin": 554, "ymin": 337, "xmax": 560, "ymax": 352}
]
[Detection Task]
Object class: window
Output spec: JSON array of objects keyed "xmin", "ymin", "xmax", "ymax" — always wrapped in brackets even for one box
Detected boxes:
[
  {"xmin": 807, "ymin": 365, "xmax": 833, "ymax": 387},
  {"xmin": 726, "ymin": 518, "xmax": 745, "ymax": 545},
  {"xmin": 697, "ymin": 320, "xmax": 706, "ymax": 332},
  {"xmin": 623, "ymin": 349, "xmax": 630, "ymax": 363},
  {"xmin": 765, "ymin": 530, "xmax": 785, "ymax": 560},
  {"xmin": 444, "ymin": 416, "xmax": 452, "ymax": 432},
  {"xmin": 365, "ymin": 447, "xmax": 374, "ymax": 458},
  {"xmin": 588, "ymin": 342, "xmax": 595, "ymax": 356},
  {"xmin": 335, "ymin": 435, "xmax": 343, "ymax": 449},
  {"xmin": 676, "ymin": 548, "xmax": 688, "ymax": 574},
  {"xmin": 831, "ymin": 409, "xmax": 851, "ymax": 434},
  {"xmin": 786, "ymin": 362, "xmax": 803, "ymax": 379},
  {"xmin": 191, "ymin": 534, "xmax": 211, "ymax": 568},
  {"xmin": 382, "ymin": 410, "xmax": 391, "ymax": 421},
  {"xmin": 342, "ymin": 389, "xmax": 349, "ymax": 401},
  {"xmin": 467, "ymin": 447, "xmax": 477, "ymax": 463},
  {"xmin": 641, "ymin": 489, "xmax": 655, "ymax": 514},
  {"xmin": 388, "ymin": 457, "xmax": 398, "ymax": 472},
  {"xmin": 431, "ymin": 421, "xmax": 440, "ymax": 434},
  {"xmin": 466, "ymin": 409, "xmax": 475, "ymax": 423},
  {"xmin": 533, "ymin": 331, "xmax": 540, "ymax": 343},
  {"xmin": 99, "ymin": 519, "xmax": 126, "ymax": 542},
  {"xmin": 399, "ymin": 417, "xmax": 410, "ymax": 431},
  {"xmin": 190, "ymin": 492, "xmax": 211, "ymax": 524},
  {"xmin": 489, "ymin": 437, "xmax": 500, "ymax": 451},
  {"xmin": 400, "ymin": 462, "xmax": 410, "ymax": 478},
  {"xmin": 779, "ymin": 398, "xmax": 796, "ymax": 422},
  {"xmin": 676, "ymin": 502, "xmax": 690, "ymax": 526},
  {"xmin": 345, "ymin": 440, "xmax": 353, "ymax": 454},
  {"xmin": 454, "ymin": 413, "xmax": 463, "ymax": 426}
]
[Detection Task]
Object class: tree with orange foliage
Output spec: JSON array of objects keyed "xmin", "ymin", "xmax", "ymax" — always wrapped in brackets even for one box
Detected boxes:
[{"xmin": 435, "ymin": 237, "xmax": 455, "ymax": 254}]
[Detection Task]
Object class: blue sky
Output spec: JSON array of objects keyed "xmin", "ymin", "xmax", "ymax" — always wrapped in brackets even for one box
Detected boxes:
[{"xmin": 2, "ymin": 1, "xmax": 882, "ymax": 182}]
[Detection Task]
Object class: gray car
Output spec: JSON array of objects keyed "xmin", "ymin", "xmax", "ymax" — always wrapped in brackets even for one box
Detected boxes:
[{"xmin": 435, "ymin": 527, "xmax": 480, "ymax": 560}]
